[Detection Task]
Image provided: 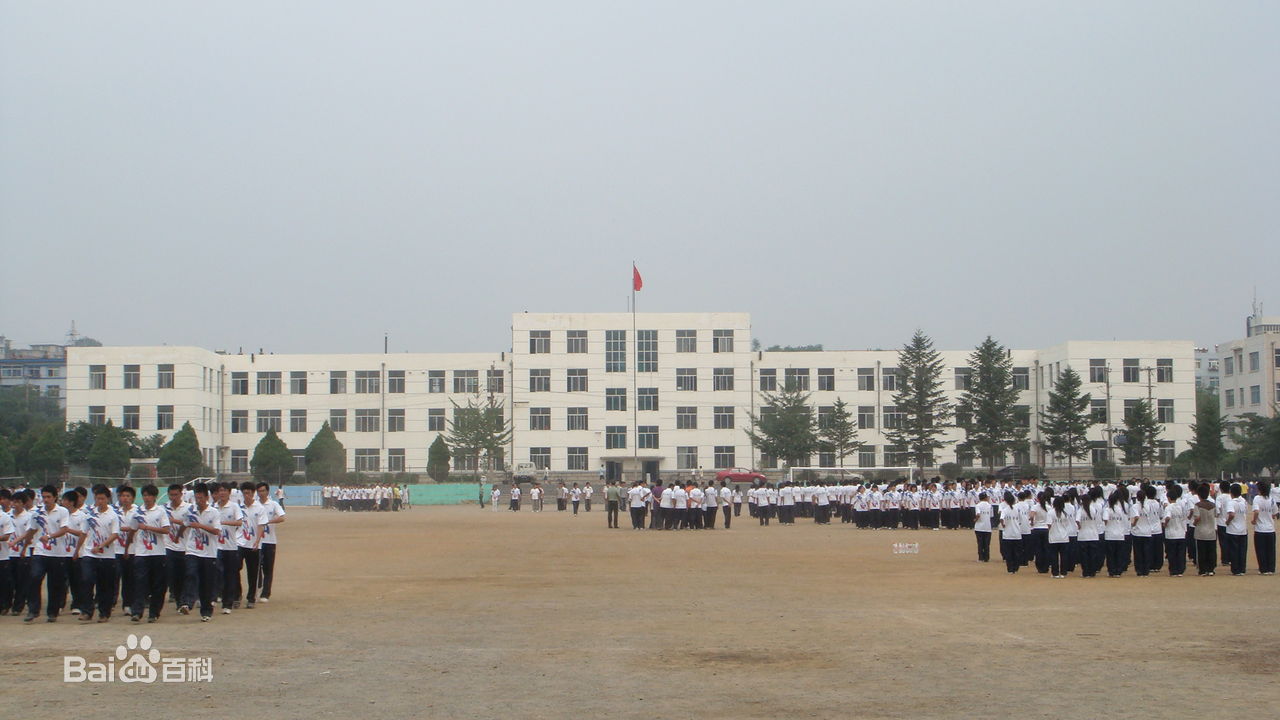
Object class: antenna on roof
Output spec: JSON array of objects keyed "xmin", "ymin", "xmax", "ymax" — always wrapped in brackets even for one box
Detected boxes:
[{"xmin": 66, "ymin": 321, "xmax": 80, "ymax": 346}]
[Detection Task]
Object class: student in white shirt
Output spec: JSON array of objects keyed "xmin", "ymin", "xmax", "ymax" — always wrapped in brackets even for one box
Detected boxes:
[
  {"xmin": 254, "ymin": 481, "xmax": 287, "ymax": 601},
  {"xmin": 163, "ymin": 483, "xmax": 191, "ymax": 607},
  {"xmin": 998, "ymin": 492, "xmax": 1023, "ymax": 574},
  {"xmin": 627, "ymin": 482, "xmax": 649, "ymax": 530},
  {"xmin": 0, "ymin": 490, "xmax": 12, "ymax": 614},
  {"xmin": 1028, "ymin": 491, "xmax": 1052, "ymax": 574},
  {"xmin": 569, "ymin": 484, "xmax": 582, "ymax": 516},
  {"xmin": 80, "ymin": 485, "xmax": 122, "ymax": 622},
  {"xmin": 213, "ymin": 482, "xmax": 245, "ymax": 613},
  {"xmin": 115, "ymin": 484, "xmax": 138, "ymax": 614},
  {"xmin": 129, "ymin": 484, "xmax": 172, "ymax": 622},
  {"xmin": 701, "ymin": 484, "xmax": 718, "ymax": 530},
  {"xmin": 1103, "ymin": 486, "xmax": 1132, "ymax": 577},
  {"xmin": 491, "ymin": 486, "xmax": 501, "ymax": 512},
  {"xmin": 180, "ymin": 482, "xmax": 222, "ymax": 621},
  {"xmin": 719, "ymin": 481, "xmax": 734, "ymax": 529},
  {"xmin": 973, "ymin": 493, "xmax": 993, "ymax": 562},
  {"xmin": 688, "ymin": 485, "xmax": 704, "ymax": 530},
  {"xmin": 1046, "ymin": 497, "xmax": 1073, "ymax": 578},
  {"xmin": 1251, "ymin": 481, "xmax": 1277, "ymax": 575},
  {"xmin": 1075, "ymin": 489, "xmax": 1104, "ymax": 578},
  {"xmin": 1224, "ymin": 484, "xmax": 1250, "ymax": 576},
  {"xmin": 1161, "ymin": 484, "xmax": 1190, "ymax": 577},
  {"xmin": 22, "ymin": 485, "xmax": 72, "ymax": 622},
  {"xmin": 236, "ymin": 481, "xmax": 267, "ymax": 609}
]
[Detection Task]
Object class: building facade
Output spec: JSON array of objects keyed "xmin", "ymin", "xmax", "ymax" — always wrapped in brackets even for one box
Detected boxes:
[
  {"xmin": 1217, "ymin": 313, "xmax": 1280, "ymax": 426},
  {"xmin": 65, "ymin": 313, "xmax": 1195, "ymax": 478},
  {"xmin": 0, "ymin": 337, "xmax": 67, "ymax": 408}
]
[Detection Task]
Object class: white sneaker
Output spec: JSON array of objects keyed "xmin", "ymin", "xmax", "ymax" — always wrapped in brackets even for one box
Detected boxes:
[
  {"xmin": 258, "ymin": 597, "xmax": 269, "ymax": 603},
  {"xmin": 222, "ymin": 608, "xmax": 232, "ymax": 615}
]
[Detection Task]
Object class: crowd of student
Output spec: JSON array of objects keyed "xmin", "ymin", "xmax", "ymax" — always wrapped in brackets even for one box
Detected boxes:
[
  {"xmin": 321, "ymin": 484, "xmax": 405, "ymax": 512},
  {"xmin": 979, "ymin": 479, "xmax": 1278, "ymax": 578},
  {"xmin": 0, "ymin": 480, "xmax": 285, "ymax": 623}
]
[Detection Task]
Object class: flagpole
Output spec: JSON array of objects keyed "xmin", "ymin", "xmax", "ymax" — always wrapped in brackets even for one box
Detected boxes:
[{"xmin": 631, "ymin": 262, "xmax": 638, "ymax": 477}]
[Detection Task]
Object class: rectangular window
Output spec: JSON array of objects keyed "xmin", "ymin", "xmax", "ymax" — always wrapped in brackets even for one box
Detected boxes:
[
  {"xmin": 954, "ymin": 367, "xmax": 972, "ymax": 391},
  {"xmin": 1157, "ymin": 399, "xmax": 1174, "ymax": 423},
  {"xmin": 1250, "ymin": 385, "xmax": 1262, "ymax": 405},
  {"xmin": 759, "ymin": 368, "xmax": 777, "ymax": 391},
  {"xmin": 1091, "ymin": 399, "xmax": 1108, "ymax": 424},
  {"xmin": 486, "ymin": 368, "xmax": 503, "ymax": 393},
  {"xmin": 1157, "ymin": 441, "xmax": 1176, "ymax": 465},
  {"xmin": 566, "ymin": 368, "xmax": 588, "ymax": 392},
  {"xmin": 1275, "ymin": 348, "xmax": 1280, "ymax": 369},
  {"xmin": 785, "ymin": 368, "xmax": 810, "ymax": 391},
  {"xmin": 355, "ymin": 449, "xmax": 379, "ymax": 472},
  {"xmin": 676, "ymin": 329, "xmax": 697, "ymax": 353},
  {"xmin": 1249, "ymin": 351, "xmax": 1260, "ymax": 372},
  {"xmin": 882, "ymin": 368, "xmax": 898, "ymax": 391},
  {"xmin": 387, "ymin": 408, "xmax": 405, "ymax": 432},
  {"xmin": 712, "ymin": 329, "xmax": 734, "ymax": 353},
  {"xmin": 427, "ymin": 370, "xmax": 445, "ymax": 393},
  {"xmin": 859, "ymin": 447, "xmax": 877, "ymax": 468},
  {"xmin": 714, "ymin": 446, "xmax": 735, "ymax": 469},
  {"xmin": 713, "ymin": 368, "xmax": 734, "ymax": 391},
  {"xmin": 818, "ymin": 368, "xmax": 835, "ymax": 392},
  {"xmin": 566, "ymin": 330, "xmax": 587, "ymax": 354},
  {"xmin": 158, "ymin": 364, "xmax": 175, "ymax": 389},
  {"xmin": 760, "ymin": 453, "xmax": 778, "ymax": 470},
  {"xmin": 90, "ymin": 365, "xmax": 106, "ymax": 389},
  {"xmin": 530, "ymin": 447, "xmax": 551, "ymax": 470},
  {"xmin": 329, "ymin": 409, "xmax": 348, "ymax": 432},
  {"xmin": 676, "ymin": 406, "xmax": 697, "ymax": 430},
  {"xmin": 89, "ymin": 406, "xmax": 106, "ymax": 425},
  {"xmin": 1091, "ymin": 442, "xmax": 1109, "ymax": 465},
  {"xmin": 231, "ymin": 450, "xmax": 249, "ymax": 474},
  {"xmin": 857, "ymin": 406, "xmax": 875, "ymax": 429},
  {"xmin": 290, "ymin": 408, "xmax": 307, "ymax": 433},
  {"xmin": 1013, "ymin": 405, "xmax": 1030, "ymax": 429},
  {"xmin": 157, "ymin": 405, "xmax": 174, "ymax": 430},
  {"xmin": 883, "ymin": 406, "xmax": 903, "ymax": 430},
  {"xmin": 1225, "ymin": 389, "xmax": 1235, "ymax": 408},
  {"xmin": 355, "ymin": 409, "xmax": 380, "ymax": 432},
  {"xmin": 256, "ymin": 410, "xmax": 282, "ymax": 433},
  {"xmin": 638, "ymin": 426, "xmax": 659, "ymax": 449},
  {"xmin": 123, "ymin": 365, "xmax": 140, "ymax": 389},
  {"xmin": 387, "ymin": 449, "xmax": 405, "ymax": 473},
  {"xmin": 529, "ymin": 330, "xmax": 550, "ymax": 354},
  {"xmin": 567, "ymin": 447, "xmax": 588, "ymax": 471},
  {"xmin": 256, "ymin": 371, "xmax": 281, "ymax": 395},
  {"xmin": 606, "ymin": 330, "xmax": 626, "ymax": 372},
  {"xmin": 638, "ymin": 387, "xmax": 658, "ymax": 411},
  {"xmin": 605, "ymin": 425, "xmax": 627, "ymax": 450},
  {"xmin": 567, "ymin": 407, "xmax": 588, "ymax": 431},
  {"xmin": 1224, "ymin": 357, "xmax": 1234, "ymax": 376},
  {"xmin": 1012, "ymin": 367, "xmax": 1030, "ymax": 390},
  {"xmin": 606, "ymin": 388, "xmax": 627, "ymax": 411},
  {"xmin": 454, "ymin": 453, "xmax": 477, "ymax": 472},
  {"xmin": 853, "ymin": 368, "xmax": 873, "ymax": 391},
  {"xmin": 677, "ymin": 446, "xmax": 698, "ymax": 470},
  {"xmin": 884, "ymin": 445, "xmax": 908, "ymax": 467},
  {"xmin": 1124, "ymin": 399, "xmax": 1139, "ymax": 422},
  {"xmin": 231, "ymin": 372, "xmax": 249, "ymax": 395},
  {"xmin": 427, "ymin": 408, "xmax": 445, "ymax": 431},
  {"xmin": 330, "ymin": 371, "xmax": 347, "ymax": 394},
  {"xmin": 231, "ymin": 410, "xmax": 248, "ymax": 433},
  {"xmin": 714, "ymin": 406, "xmax": 734, "ymax": 429},
  {"xmin": 355, "ymin": 370, "xmax": 380, "ymax": 394},
  {"xmin": 290, "ymin": 371, "xmax": 307, "ymax": 395},
  {"xmin": 637, "ymin": 330, "xmax": 658, "ymax": 372},
  {"xmin": 388, "ymin": 370, "xmax": 406, "ymax": 393},
  {"xmin": 955, "ymin": 405, "xmax": 972, "ymax": 429},
  {"xmin": 676, "ymin": 368, "xmax": 697, "ymax": 392},
  {"xmin": 1089, "ymin": 359, "xmax": 1107, "ymax": 383},
  {"xmin": 292, "ymin": 450, "xmax": 307, "ymax": 472},
  {"xmin": 1123, "ymin": 358, "xmax": 1140, "ymax": 383},
  {"xmin": 1156, "ymin": 358, "xmax": 1173, "ymax": 383},
  {"xmin": 818, "ymin": 452, "xmax": 836, "ymax": 467},
  {"xmin": 817, "ymin": 405, "xmax": 834, "ymax": 430},
  {"xmin": 453, "ymin": 370, "xmax": 478, "ymax": 394},
  {"xmin": 530, "ymin": 369, "xmax": 551, "ymax": 392},
  {"xmin": 530, "ymin": 407, "xmax": 551, "ymax": 431}
]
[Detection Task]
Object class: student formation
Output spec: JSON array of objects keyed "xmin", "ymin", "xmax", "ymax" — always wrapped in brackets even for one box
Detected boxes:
[{"xmin": 0, "ymin": 480, "xmax": 285, "ymax": 624}]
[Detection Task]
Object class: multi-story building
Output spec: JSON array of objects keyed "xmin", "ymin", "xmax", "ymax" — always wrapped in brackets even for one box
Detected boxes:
[
  {"xmin": 65, "ymin": 313, "xmax": 1194, "ymax": 478},
  {"xmin": 1218, "ymin": 312, "xmax": 1280, "ymax": 425},
  {"xmin": 0, "ymin": 337, "xmax": 67, "ymax": 408},
  {"xmin": 1194, "ymin": 347, "xmax": 1221, "ymax": 392}
]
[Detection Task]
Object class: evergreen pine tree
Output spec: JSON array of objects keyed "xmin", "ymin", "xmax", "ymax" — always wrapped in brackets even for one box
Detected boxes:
[
  {"xmin": 886, "ymin": 330, "xmax": 953, "ymax": 472},
  {"xmin": 304, "ymin": 422, "xmax": 347, "ymax": 485},
  {"xmin": 1038, "ymin": 367, "xmax": 1093, "ymax": 483},
  {"xmin": 1187, "ymin": 389, "xmax": 1226, "ymax": 478},
  {"xmin": 427, "ymin": 435, "xmax": 452, "ymax": 482},
  {"xmin": 251, "ymin": 428, "xmax": 296, "ymax": 485},
  {"xmin": 87, "ymin": 421, "xmax": 131, "ymax": 478},
  {"xmin": 747, "ymin": 381, "xmax": 819, "ymax": 469},
  {"xmin": 156, "ymin": 421, "xmax": 204, "ymax": 481},
  {"xmin": 960, "ymin": 336, "xmax": 1026, "ymax": 471},
  {"xmin": 818, "ymin": 398, "xmax": 860, "ymax": 470},
  {"xmin": 1120, "ymin": 399, "xmax": 1162, "ymax": 475}
]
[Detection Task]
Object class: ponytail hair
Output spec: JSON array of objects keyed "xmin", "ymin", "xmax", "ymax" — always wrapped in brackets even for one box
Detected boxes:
[
  {"xmin": 1258, "ymin": 481, "xmax": 1272, "ymax": 499},
  {"xmin": 1053, "ymin": 495, "xmax": 1067, "ymax": 518}
]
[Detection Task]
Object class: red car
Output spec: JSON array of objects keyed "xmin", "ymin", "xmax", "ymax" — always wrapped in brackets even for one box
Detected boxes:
[{"xmin": 715, "ymin": 468, "xmax": 767, "ymax": 484}]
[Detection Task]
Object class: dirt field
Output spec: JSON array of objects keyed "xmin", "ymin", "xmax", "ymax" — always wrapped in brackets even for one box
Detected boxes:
[{"xmin": 4, "ymin": 505, "xmax": 1278, "ymax": 719}]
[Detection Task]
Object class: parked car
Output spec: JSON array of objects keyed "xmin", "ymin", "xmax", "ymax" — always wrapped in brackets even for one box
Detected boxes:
[
  {"xmin": 715, "ymin": 467, "xmax": 767, "ymax": 484},
  {"xmin": 514, "ymin": 462, "xmax": 537, "ymax": 482}
]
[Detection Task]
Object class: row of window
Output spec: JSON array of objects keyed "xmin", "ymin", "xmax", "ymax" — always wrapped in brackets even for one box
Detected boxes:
[
  {"xmin": 528, "ymin": 329, "xmax": 736, "ymax": 356},
  {"xmin": 231, "ymin": 369, "xmax": 504, "ymax": 396},
  {"xmin": 1084, "ymin": 358, "xmax": 1175, "ymax": 384},
  {"xmin": 1222, "ymin": 349, "xmax": 1280, "ymax": 376},
  {"xmin": 1224, "ymin": 385, "xmax": 1278, "ymax": 408},
  {"xmin": 89, "ymin": 364, "xmax": 175, "ymax": 390},
  {"xmin": 0, "ymin": 366, "xmax": 63, "ymax": 379}
]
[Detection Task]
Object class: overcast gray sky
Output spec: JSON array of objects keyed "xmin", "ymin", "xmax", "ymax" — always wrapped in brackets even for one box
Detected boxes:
[{"xmin": 2, "ymin": 2, "xmax": 1276, "ymax": 354}]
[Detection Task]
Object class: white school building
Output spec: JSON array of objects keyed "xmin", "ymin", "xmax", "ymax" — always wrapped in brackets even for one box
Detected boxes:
[{"xmin": 64, "ymin": 312, "xmax": 1195, "ymax": 479}]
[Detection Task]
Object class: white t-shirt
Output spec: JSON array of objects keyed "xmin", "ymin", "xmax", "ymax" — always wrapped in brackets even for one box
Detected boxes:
[
  {"xmin": 114, "ymin": 504, "xmax": 134, "ymax": 556},
  {"xmin": 237, "ymin": 503, "xmax": 266, "ymax": 549},
  {"xmin": 132, "ymin": 504, "xmax": 171, "ymax": 557},
  {"xmin": 184, "ymin": 505, "xmax": 221, "ymax": 558},
  {"xmin": 570, "ymin": 488, "xmax": 582, "ymax": 502},
  {"xmin": 64, "ymin": 507, "xmax": 88, "ymax": 558},
  {"xmin": 1047, "ymin": 511, "xmax": 1071, "ymax": 544},
  {"xmin": 999, "ymin": 504, "xmax": 1022, "ymax": 540},
  {"xmin": 214, "ymin": 501, "xmax": 244, "ymax": 552},
  {"xmin": 627, "ymin": 486, "xmax": 648, "ymax": 508},
  {"xmin": 85, "ymin": 507, "xmax": 121, "ymax": 557},
  {"xmin": 689, "ymin": 488, "xmax": 704, "ymax": 509},
  {"xmin": 1075, "ymin": 505, "xmax": 1102, "ymax": 542},
  {"xmin": 974, "ymin": 501, "xmax": 993, "ymax": 532},
  {"xmin": 0, "ymin": 512, "xmax": 14, "ymax": 559},
  {"xmin": 163, "ymin": 502, "xmax": 191, "ymax": 552},
  {"xmin": 1252, "ymin": 495, "xmax": 1277, "ymax": 533},
  {"xmin": 259, "ymin": 499, "xmax": 286, "ymax": 545},
  {"xmin": 1226, "ymin": 497, "xmax": 1249, "ymax": 535},
  {"xmin": 1163, "ymin": 502, "xmax": 1190, "ymax": 539},
  {"xmin": 703, "ymin": 487, "xmax": 718, "ymax": 508},
  {"xmin": 32, "ymin": 504, "xmax": 70, "ymax": 558}
]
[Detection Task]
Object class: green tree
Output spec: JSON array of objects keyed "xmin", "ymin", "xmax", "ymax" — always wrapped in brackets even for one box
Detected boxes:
[
  {"xmin": 304, "ymin": 422, "xmax": 347, "ymax": 485},
  {"xmin": 88, "ymin": 421, "xmax": 132, "ymax": 478},
  {"xmin": 251, "ymin": 429, "xmax": 295, "ymax": 485},
  {"xmin": 131, "ymin": 433, "xmax": 167, "ymax": 459},
  {"xmin": 1120, "ymin": 399, "xmax": 1162, "ymax": 475},
  {"xmin": 746, "ymin": 382, "xmax": 818, "ymax": 469},
  {"xmin": 27, "ymin": 424, "xmax": 66, "ymax": 479},
  {"xmin": 939, "ymin": 462, "xmax": 962, "ymax": 481},
  {"xmin": 1186, "ymin": 389, "xmax": 1226, "ymax": 478},
  {"xmin": 818, "ymin": 398, "xmax": 860, "ymax": 470},
  {"xmin": 447, "ymin": 391, "xmax": 513, "ymax": 479},
  {"xmin": 1038, "ymin": 367, "xmax": 1094, "ymax": 483},
  {"xmin": 1092, "ymin": 457, "xmax": 1120, "ymax": 481},
  {"xmin": 0, "ymin": 385, "xmax": 64, "ymax": 439},
  {"xmin": 0, "ymin": 436, "xmax": 16, "ymax": 477},
  {"xmin": 960, "ymin": 336, "xmax": 1027, "ymax": 471},
  {"xmin": 65, "ymin": 421, "xmax": 101, "ymax": 466},
  {"xmin": 156, "ymin": 422, "xmax": 204, "ymax": 482},
  {"xmin": 1229, "ymin": 411, "xmax": 1280, "ymax": 478},
  {"xmin": 886, "ymin": 330, "xmax": 953, "ymax": 471},
  {"xmin": 427, "ymin": 435, "xmax": 451, "ymax": 482}
]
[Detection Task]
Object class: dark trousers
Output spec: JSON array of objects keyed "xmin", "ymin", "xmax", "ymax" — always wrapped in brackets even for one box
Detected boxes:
[
  {"xmin": 572, "ymin": 501, "xmax": 580, "ymax": 515},
  {"xmin": 260, "ymin": 543, "xmax": 277, "ymax": 598},
  {"xmin": 1105, "ymin": 539, "xmax": 1129, "ymax": 576},
  {"xmin": 83, "ymin": 555, "xmax": 118, "ymax": 618},
  {"xmin": 606, "ymin": 500, "xmax": 620, "ymax": 528},
  {"xmin": 182, "ymin": 555, "xmax": 218, "ymax": 617},
  {"xmin": 733, "ymin": 502, "xmax": 741, "ymax": 517},
  {"xmin": 1164, "ymin": 537, "xmax": 1187, "ymax": 576},
  {"xmin": 240, "ymin": 547, "xmax": 260, "ymax": 603},
  {"xmin": 1031, "ymin": 529, "xmax": 1051, "ymax": 573},
  {"xmin": 69, "ymin": 558, "xmax": 86, "ymax": 614},
  {"xmin": 704, "ymin": 507, "xmax": 717, "ymax": 529},
  {"xmin": 132, "ymin": 554, "xmax": 168, "ymax": 619},
  {"xmin": 165, "ymin": 549, "xmax": 186, "ymax": 606},
  {"xmin": 219, "ymin": 549, "xmax": 242, "ymax": 609},
  {"xmin": 0, "ymin": 560, "xmax": 10, "ymax": 614},
  {"xmin": 117, "ymin": 555, "xmax": 134, "ymax": 612},
  {"xmin": 649, "ymin": 506, "xmax": 661, "ymax": 529},
  {"xmin": 9, "ymin": 556, "xmax": 30, "ymax": 614},
  {"xmin": 722, "ymin": 505, "xmax": 732, "ymax": 529},
  {"xmin": 1049, "ymin": 542, "xmax": 1069, "ymax": 576},
  {"xmin": 1217, "ymin": 526, "xmax": 1229, "ymax": 563},
  {"xmin": 1196, "ymin": 539, "xmax": 1217, "ymax": 574},
  {"xmin": 1078, "ymin": 540, "xmax": 1103, "ymax": 577},
  {"xmin": 1019, "ymin": 534, "xmax": 1032, "ymax": 566},
  {"xmin": 1255, "ymin": 531, "xmax": 1276, "ymax": 574},
  {"xmin": 629, "ymin": 507, "xmax": 645, "ymax": 529},
  {"xmin": 1132, "ymin": 535, "xmax": 1154, "ymax": 576},
  {"xmin": 974, "ymin": 531, "xmax": 991, "ymax": 562},
  {"xmin": 28, "ymin": 555, "xmax": 68, "ymax": 618},
  {"xmin": 557, "ymin": 498, "xmax": 566, "ymax": 511},
  {"xmin": 1225, "ymin": 533, "xmax": 1248, "ymax": 574},
  {"xmin": 1000, "ymin": 538, "xmax": 1021, "ymax": 572}
]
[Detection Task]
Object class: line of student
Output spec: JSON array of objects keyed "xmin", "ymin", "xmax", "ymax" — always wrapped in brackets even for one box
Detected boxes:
[
  {"xmin": 0, "ymin": 480, "xmax": 285, "ymax": 623},
  {"xmin": 988, "ymin": 480, "xmax": 1276, "ymax": 578}
]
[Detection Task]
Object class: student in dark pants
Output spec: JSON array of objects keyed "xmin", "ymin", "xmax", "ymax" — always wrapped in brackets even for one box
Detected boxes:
[
  {"xmin": 998, "ymin": 493, "xmax": 1022, "ymax": 574},
  {"xmin": 180, "ymin": 483, "xmax": 221, "ymax": 621},
  {"xmin": 1252, "ymin": 481, "xmax": 1277, "ymax": 575},
  {"xmin": 131, "ymin": 484, "xmax": 172, "ymax": 622},
  {"xmin": 973, "ymin": 493, "xmax": 993, "ymax": 562},
  {"xmin": 1191, "ymin": 484, "xmax": 1218, "ymax": 576},
  {"xmin": 213, "ymin": 482, "xmax": 244, "ymax": 614},
  {"xmin": 1161, "ymin": 484, "xmax": 1189, "ymax": 577},
  {"xmin": 1224, "ymin": 484, "xmax": 1249, "ymax": 576},
  {"xmin": 24, "ymin": 486, "xmax": 72, "ymax": 623},
  {"xmin": 720, "ymin": 482, "xmax": 733, "ymax": 529},
  {"xmin": 164, "ymin": 484, "xmax": 189, "ymax": 609}
]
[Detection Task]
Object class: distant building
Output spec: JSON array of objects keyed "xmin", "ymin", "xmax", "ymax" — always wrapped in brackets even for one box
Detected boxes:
[
  {"xmin": 0, "ymin": 336, "xmax": 67, "ymax": 408},
  {"xmin": 1194, "ymin": 347, "xmax": 1220, "ymax": 391},
  {"xmin": 1218, "ymin": 310, "xmax": 1280, "ymax": 425}
]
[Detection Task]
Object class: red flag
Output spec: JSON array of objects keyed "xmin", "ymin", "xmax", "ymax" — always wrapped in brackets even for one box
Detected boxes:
[{"xmin": 632, "ymin": 264, "xmax": 643, "ymax": 292}]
